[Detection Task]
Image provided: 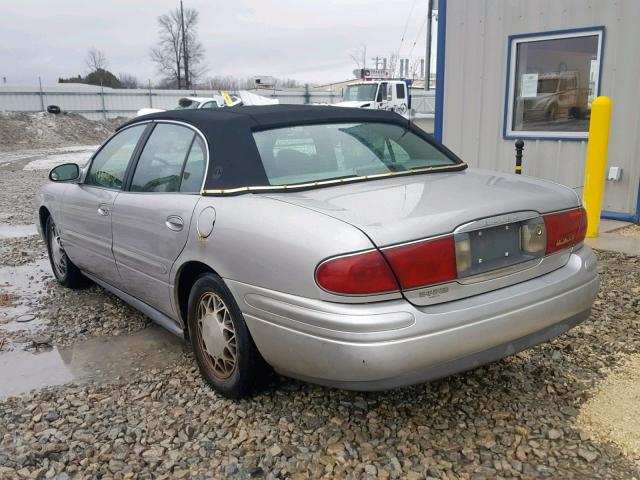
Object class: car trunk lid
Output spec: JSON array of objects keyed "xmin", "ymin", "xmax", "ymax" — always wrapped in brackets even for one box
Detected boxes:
[
  {"xmin": 264, "ymin": 168, "xmax": 579, "ymax": 246},
  {"xmin": 265, "ymin": 169, "xmax": 581, "ymax": 305}
]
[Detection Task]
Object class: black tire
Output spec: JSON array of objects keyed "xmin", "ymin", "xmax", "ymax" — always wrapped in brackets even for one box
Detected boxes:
[
  {"xmin": 187, "ymin": 273, "xmax": 269, "ymax": 398},
  {"xmin": 45, "ymin": 216, "xmax": 88, "ymax": 288}
]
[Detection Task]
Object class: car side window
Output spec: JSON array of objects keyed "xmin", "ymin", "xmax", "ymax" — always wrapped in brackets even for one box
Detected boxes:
[
  {"xmin": 180, "ymin": 136, "xmax": 206, "ymax": 193},
  {"xmin": 199, "ymin": 101, "xmax": 217, "ymax": 109},
  {"xmin": 130, "ymin": 124, "xmax": 195, "ymax": 192},
  {"xmin": 85, "ymin": 125, "xmax": 146, "ymax": 189},
  {"xmin": 396, "ymin": 83, "xmax": 405, "ymax": 99}
]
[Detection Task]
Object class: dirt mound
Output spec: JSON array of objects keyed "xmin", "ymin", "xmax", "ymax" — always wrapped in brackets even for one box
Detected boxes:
[{"xmin": 0, "ymin": 112, "xmax": 127, "ymax": 151}]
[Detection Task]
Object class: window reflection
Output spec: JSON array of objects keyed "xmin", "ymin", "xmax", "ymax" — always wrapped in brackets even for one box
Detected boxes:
[{"xmin": 511, "ymin": 33, "xmax": 601, "ymax": 134}]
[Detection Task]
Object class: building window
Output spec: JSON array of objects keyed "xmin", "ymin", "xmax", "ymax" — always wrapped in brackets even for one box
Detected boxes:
[{"xmin": 504, "ymin": 27, "xmax": 604, "ymax": 140}]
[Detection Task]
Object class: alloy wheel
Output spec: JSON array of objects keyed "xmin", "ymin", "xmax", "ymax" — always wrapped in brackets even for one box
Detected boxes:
[
  {"xmin": 196, "ymin": 292, "xmax": 238, "ymax": 379},
  {"xmin": 49, "ymin": 222, "xmax": 67, "ymax": 279}
]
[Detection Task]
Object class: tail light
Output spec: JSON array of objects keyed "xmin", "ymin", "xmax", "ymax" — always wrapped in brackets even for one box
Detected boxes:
[
  {"xmin": 316, "ymin": 208, "xmax": 586, "ymax": 296},
  {"xmin": 315, "ymin": 250, "xmax": 399, "ymax": 295},
  {"xmin": 382, "ymin": 236, "xmax": 457, "ymax": 289},
  {"xmin": 543, "ymin": 207, "xmax": 587, "ymax": 254}
]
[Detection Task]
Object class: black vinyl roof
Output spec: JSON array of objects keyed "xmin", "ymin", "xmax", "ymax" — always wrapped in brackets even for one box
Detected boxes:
[{"xmin": 119, "ymin": 105, "xmax": 463, "ymax": 193}]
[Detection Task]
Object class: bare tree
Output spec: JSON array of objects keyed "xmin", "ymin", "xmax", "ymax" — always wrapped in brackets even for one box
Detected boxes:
[
  {"xmin": 204, "ymin": 76, "xmax": 301, "ymax": 91},
  {"xmin": 408, "ymin": 58, "xmax": 423, "ymax": 80},
  {"xmin": 118, "ymin": 73, "xmax": 140, "ymax": 89},
  {"xmin": 349, "ymin": 45, "xmax": 367, "ymax": 70},
  {"xmin": 86, "ymin": 48, "xmax": 108, "ymax": 72},
  {"xmin": 150, "ymin": 6, "xmax": 206, "ymax": 89},
  {"xmin": 151, "ymin": 12, "xmax": 183, "ymax": 88},
  {"xmin": 275, "ymin": 78, "xmax": 300, "ymax": 88}
]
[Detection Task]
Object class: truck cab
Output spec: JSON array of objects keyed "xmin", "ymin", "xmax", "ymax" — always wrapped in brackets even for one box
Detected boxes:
[{"xmin": 334, "ymin": 78, "xmax": 411, "ymax": 117}]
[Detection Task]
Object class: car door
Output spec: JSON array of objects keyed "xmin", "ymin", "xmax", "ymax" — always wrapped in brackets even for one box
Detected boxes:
[
  {"xmin": 111, "ymin": 122, "xmax": 207, "ymax": 316},
  {"xmin": 394, "ymin": 82, "xmax": 407, "ymax": 114},
  {"xmin": 376, "ymin": 82, "xmax": 388, "ymax": 109},
  {"xmin": 61, "ymin": 124, "xmax": 148, "ymax": 286}
]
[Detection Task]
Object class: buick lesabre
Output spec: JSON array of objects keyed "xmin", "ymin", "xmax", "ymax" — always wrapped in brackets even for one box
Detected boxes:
[{"xmin": 37, "ymin": 105, "xmax": 598, "ymax": 398}]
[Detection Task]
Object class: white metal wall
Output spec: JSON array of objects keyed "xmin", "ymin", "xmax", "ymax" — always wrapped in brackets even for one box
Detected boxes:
[
  {"xmin": 442, "ymin": 0, "xmax": 640, "ymax": 217},
  {"xmin": 0, "ymin": 86, "xmax": 436, "ymax": 121}
]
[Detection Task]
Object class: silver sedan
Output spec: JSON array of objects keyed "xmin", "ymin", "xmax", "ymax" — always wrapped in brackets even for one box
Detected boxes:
[{"xmin": 36, "ymin": 105, "xmax": 598, "ymax": 398}]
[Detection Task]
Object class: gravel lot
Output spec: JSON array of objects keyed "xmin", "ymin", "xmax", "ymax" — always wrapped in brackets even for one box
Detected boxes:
[{"xmin": 0, "ymin": 136, "xmax": 638, "ymax": 478}]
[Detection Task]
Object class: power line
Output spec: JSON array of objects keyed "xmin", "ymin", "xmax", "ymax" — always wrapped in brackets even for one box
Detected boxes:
[
  {"xmin": 396, "ymin": 0, "xmax": 419, "ymax": 57},
  {"xmin": 407, "ymin": 16, "xmax": 428, "ymax": 60}
]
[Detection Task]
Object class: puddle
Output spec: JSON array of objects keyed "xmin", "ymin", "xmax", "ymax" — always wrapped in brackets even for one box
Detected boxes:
[
  {"xmin": 0, "ymin": 325, "xmax": 186, "ymax": 398},
  {"xmin": 0, "ymin": 259, "xmax": 50, "ymax": 331},
  {"xmin": 0, "ymin": 223, "xmax": 38, "ymax": 239}
]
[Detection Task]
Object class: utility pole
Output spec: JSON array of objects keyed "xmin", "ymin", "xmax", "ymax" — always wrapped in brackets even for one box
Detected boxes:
[
  {"xmin": 180, "ymin": 0, "xmax": 190, "ymax": 90},
  {"xmin": 425, "ymin": 0, "xmax": 434, "ymax": 90}
]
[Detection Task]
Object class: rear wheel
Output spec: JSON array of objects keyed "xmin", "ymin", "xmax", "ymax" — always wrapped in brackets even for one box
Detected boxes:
[
  {"xmin": 187, "ymin": 273, "xmax": 268, "ymax": 398},
  {"xmin": 45, "ymin": 216, "xmax": 88, "ymax": 288}
]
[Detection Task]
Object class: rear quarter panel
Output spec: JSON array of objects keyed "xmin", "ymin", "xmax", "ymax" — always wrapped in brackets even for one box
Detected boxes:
[{"xmin": 172, "ymin": 194, "xmax": 396, "ymax": 302}]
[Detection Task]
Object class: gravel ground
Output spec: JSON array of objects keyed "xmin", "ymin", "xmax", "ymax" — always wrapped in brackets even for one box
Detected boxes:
[
  {"xmin": 0, "ymin": 249, "xmax": 637, "ymax": 479},
  {"xmin": 0, "ymin": 144, "xmax": 149, "ymax": 351},
  {"xmin": 0, "ymin": 144, "xmax": 638, "ymax": 478},
  {"xmin": 5, "ymin": 279, "xmax": 151, "ymax": 350},
  {"xmin": 1, "ymin": 255, "xmax": 150, "ymax": 350},
  {"xmin": 0, "ymin": 235, "xmax": 46, "ymax": 266},
  {"xmin": 0, "ymin": 168, "xmax": 47, "ymax": 225}
]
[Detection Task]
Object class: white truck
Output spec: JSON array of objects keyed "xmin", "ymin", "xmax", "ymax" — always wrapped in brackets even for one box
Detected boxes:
[{"xmin": 333, "ymin": 73, "xmax": 412, "ymax": 117}]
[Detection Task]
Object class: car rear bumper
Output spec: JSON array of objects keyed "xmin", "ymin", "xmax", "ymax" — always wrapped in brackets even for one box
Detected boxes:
[{"xmin": 227, "ymin": 245, "xmax": 598, "ymax": 391}]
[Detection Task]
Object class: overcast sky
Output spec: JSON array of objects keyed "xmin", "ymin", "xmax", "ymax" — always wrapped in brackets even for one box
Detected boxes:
[{"xmin": 0, "ymin": 0, "xmax": 436, "ymax": 87}]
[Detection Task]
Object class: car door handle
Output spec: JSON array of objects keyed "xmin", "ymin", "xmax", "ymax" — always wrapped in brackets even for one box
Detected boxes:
[
  {"xmin": 165, "ymin": 216, "xmax": 184, "ymax": 232},
  {"xmin": 97, "ymin": 205, "xmax": 110, "ymax": 216}
]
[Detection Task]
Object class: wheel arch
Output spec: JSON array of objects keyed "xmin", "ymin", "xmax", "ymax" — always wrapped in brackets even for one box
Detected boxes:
[
  {"xmin": 174, "ymin": 260, "xmax": 220, "ymax": 338},
  {"xmin": 38, "ymin": 205, "xmax": 52, "ymax": 236}
]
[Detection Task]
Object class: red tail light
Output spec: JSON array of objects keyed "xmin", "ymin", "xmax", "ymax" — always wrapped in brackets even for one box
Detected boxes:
[
  {"xmin": 315, "ymin": 250, "xmax": 399, "ymax": 295},
  {"xmin": 543, "ymin": 207, "xmax": 587, "ymax": 254},
  {"xmin": 382, "ymin": 236, "xmax": 457, "ymax": 289},
  {"xmin": 318, "ymin": 208, "xmax": 586, "ymax": 296}
]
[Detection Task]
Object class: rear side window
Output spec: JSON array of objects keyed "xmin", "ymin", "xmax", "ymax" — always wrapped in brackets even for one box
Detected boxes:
[
  {"xmin": 180, "ymin": 137, "xmax": 206, "ymax": 192},
  {"xmin": 130, "ymin": 124, "xmax": 196, "ymax": 192},
  {"xmin": 86, "ymin": 125, "xmax": 146, "ymax": 189},
  {"xmin": 396, "ymin": 83, "xmax": 405, "ymax": 99},
  {"xmin": 199, "ymin": 101, "xmax": 218, "ymax": 109}
]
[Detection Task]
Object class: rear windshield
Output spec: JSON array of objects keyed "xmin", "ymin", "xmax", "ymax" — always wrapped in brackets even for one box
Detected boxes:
[{"xmin": 252, "ymin": 122, "xmax": 458, "ymax": 186}]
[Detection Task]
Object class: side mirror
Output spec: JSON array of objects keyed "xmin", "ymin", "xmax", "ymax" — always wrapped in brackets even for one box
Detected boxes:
[{"xmin": 49, "ymin": 163, "xmax": 80, "ymax": 182}]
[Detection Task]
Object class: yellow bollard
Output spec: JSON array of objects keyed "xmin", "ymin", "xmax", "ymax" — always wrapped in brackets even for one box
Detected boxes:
[{"xmin": 583, "ymin": 96, "xmax": 612, "ymax": 238}]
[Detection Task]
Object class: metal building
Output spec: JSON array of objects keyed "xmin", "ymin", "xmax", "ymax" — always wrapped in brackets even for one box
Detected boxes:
[{"xmin": 435, "ymin": 0, "xmax": 640, "ymax": 223}]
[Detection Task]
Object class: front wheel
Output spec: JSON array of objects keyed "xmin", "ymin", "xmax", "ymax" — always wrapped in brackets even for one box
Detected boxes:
[
  {"xmin": 45, "ymin": 216, "xmax": 88, "ymax": 288},
  {"xmin": 187, "ymin": 273, "xmax": 269, "ymax": 398}
]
